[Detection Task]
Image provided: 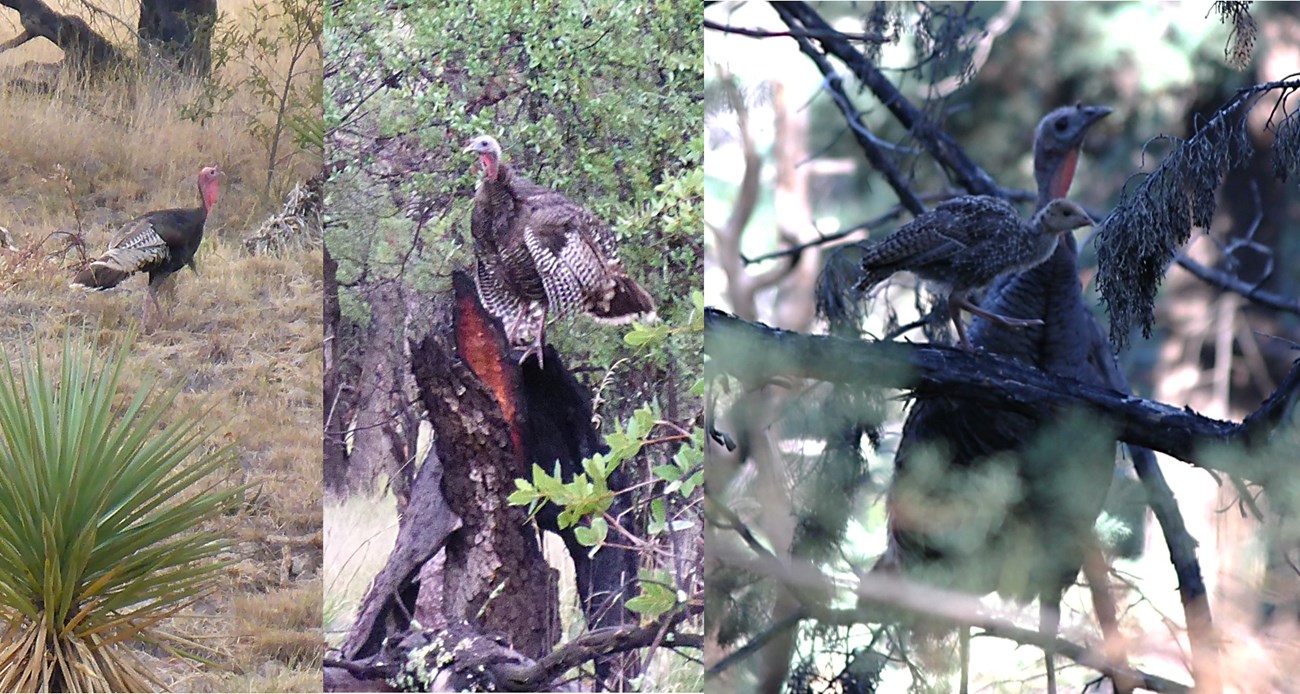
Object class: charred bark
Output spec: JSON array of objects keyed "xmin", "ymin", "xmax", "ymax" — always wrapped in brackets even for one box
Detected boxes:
[
  {"xmin": 705, "ymin": 309, "xmax": 1300, "ymax": 473},
  {"xmin": 410, "ymin": 273, "xmax": 560, "ymax": 660},
  {"xmin": 331, "ymin": 272, "xmax": 651, "ymax": 691}
]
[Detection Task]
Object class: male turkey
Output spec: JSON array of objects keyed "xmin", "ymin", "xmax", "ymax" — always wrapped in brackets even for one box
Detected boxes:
[
  {"xmin": 463, "ymin": 135, "xmax": 655, "ymax": 367},
  {"xmin": 72, "ymin": 166, "xmax": 222, "ymax": 324},
  {"xmin": 882, "ymin": 104, "xmax": 1113, "ymax": 692},
  {"xmin": 853, "ymin": 196, "xmax": 1095, "ymax": 350}
]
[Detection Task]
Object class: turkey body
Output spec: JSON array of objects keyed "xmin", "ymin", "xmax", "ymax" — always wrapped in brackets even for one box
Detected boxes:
[
  {"xmin": 856, "ymin": 196, "xmax": 1094, "ymax": 350},
  {"xmin": 465, "ymin": 136, "xmax": 655, "ymax": 365},
  {"xmin": 72, "ymin": 166, "xmax": 222, "ymax": 323},
  {"xmin": 74, "ymin": 208, "xmax": 205, "ymax": 291},
  {"xmin": 857, "ymin": 196, "xmax": 1071, "ymax": 292}
]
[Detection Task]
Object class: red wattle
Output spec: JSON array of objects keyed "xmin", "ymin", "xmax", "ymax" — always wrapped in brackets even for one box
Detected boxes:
[
  {"xmin": 480, "ymin": 154, "xmax": 498, "ymax": 181},
  {"xmin": 1050, "ymin": 148, "xmax": 1080, "ymax": 199}
]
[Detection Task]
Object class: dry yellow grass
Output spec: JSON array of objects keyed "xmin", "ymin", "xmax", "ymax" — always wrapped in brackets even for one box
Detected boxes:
[
  {"xmin": 0, "ymin": 1, "xmax": 322, "ymax": 690},
  {"xmin": 323, "ymin": 493, "xmax": 398, "ymax": 646}
]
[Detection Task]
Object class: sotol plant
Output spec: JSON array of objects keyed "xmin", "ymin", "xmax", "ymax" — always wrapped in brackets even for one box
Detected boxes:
[{"xmin": 0, "ymin": 333, "xmax": 244, "ymax": 692}]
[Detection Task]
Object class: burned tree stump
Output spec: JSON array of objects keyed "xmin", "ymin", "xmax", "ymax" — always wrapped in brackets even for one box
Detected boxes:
[{"xmin": 329, "ymin": 271, "xmax": 642, "ymax": 691}]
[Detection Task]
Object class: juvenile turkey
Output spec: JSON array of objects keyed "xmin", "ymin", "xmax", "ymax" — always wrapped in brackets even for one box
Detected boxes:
[
  {"xmin": 463, "ymin": 135, "xmax": 655, "ymax": 367},
  {"xmin": 854, "ymin": 196, "xmax": 1095, "ymax": 350},
  {"xmin": 72, "ymin": 166, "xmax": 222, "ymax": 324}
]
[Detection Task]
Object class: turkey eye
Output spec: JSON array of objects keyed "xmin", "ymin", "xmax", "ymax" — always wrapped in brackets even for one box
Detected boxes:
[{"xmin": 1054, "ymin": 119, "xmax": 1068, "ymax": 132}]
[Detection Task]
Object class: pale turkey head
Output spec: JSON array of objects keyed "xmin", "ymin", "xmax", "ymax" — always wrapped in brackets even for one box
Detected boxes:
[
  {"xmin": 1036, "ymin": 198, "xmax": 1096, "ymax": 237},
  {"xmin": 198, "ymin": 166, "xmax": 222, "ymax": 211},
  {"xmin": 463, "ymin": 135, "xmax": 503, "ymax": 181},
  {"xmin": 1034, "ymin": 103, "xmax": 1112, "ymax": 204}
]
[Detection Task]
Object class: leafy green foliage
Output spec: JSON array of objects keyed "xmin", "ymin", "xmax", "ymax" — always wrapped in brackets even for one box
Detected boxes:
[
  {"xmin": 325, "ymin": 0, "xmax": 701, "ymax": 372},
  {"xmin": 624, "ymin": 569, "xmax": 679, "ymax": 623},
  {"xmin": 0, "ymin": 332, "xmax": 244, "ymax": 692}
]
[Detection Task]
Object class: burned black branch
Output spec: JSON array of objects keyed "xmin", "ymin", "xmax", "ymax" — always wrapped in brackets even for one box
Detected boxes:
[{"xmin": 704, "ymin": 309, "xmax": 1300, "ymax": 473}]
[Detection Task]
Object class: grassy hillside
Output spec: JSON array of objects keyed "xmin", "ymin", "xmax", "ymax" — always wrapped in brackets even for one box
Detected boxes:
[{"xmin": 0, "ymin": 2, "xmax": 322, "ymax": 690}]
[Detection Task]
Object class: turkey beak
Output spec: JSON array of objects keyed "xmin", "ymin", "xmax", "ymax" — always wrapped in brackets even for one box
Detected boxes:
[
  {"xmin": 462, "ymin": 143, "xmax": 477, "ymax": 153},
  {"xmin": 1080, "ymin": 105, "xmax": 1113, "ymax": 129}
]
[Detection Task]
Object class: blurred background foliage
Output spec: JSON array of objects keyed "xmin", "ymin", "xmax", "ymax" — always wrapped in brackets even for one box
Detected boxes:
[{"xmin": 706, "ymin": 1, "xmax": 1300, "ymax": 691}]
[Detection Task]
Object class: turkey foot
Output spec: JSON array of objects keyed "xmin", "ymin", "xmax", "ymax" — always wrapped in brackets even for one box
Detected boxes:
[
  {"xmin": 518, "ymin": 343, "xmax": 544, "ymax": 368},
  {"xmin": 518, "ymin": 322, "xmax": 546, "ymax": 369}
]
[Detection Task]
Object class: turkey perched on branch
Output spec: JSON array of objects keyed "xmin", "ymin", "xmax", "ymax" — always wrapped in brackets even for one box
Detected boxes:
[
  {"xmin": 854, "ymin": 196, "xmax": 1095, "ymax": 350},
  {"xmin": 463, "ymin": 135, "xmax": 656, "ymax": 367},
  {"xmin": 72, "ymin": 166, "xmax": 223, "ymax": 324},
  {"xmin": 882, "ymin": 104, "xmax": 1113, "ymax": 693}
]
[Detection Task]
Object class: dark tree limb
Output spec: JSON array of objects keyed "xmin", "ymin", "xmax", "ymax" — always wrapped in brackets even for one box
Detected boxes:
[
  {"xmin": 773, "ymin": 2, "xmax": 1004, "ymax": 199},
  {"xmin": 703, "ymin": 18, "xmax": 886, "ymax": 44},
  {"xmin": 498, "ymin": 611, "xmax": 703, "ymax": 689},
  {"xmin": 704, "ymin": 309, "xmax": 1300, "ymax": 471},
  {"xmin": 1128, "ymin": 445, "xmax": 1221, "ymax": 690},
  {"xmin": 329, "ymin": 612, "xmax": 701, "ymax": 693},
  {"xmin": 0, "ymin": 0, "xmax": 123, "ymax": 68},
  {"xmin": 1174, "ymin": 253, "xmax": 1300, "ymax": 317}
]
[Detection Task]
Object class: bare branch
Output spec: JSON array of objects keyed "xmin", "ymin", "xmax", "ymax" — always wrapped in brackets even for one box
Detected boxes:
[
  {"xmin": 1173, "ymin": 254, "xmax": 1300, "ymax": 316},
  {"xmin": 769, "ymin": 4, "xmax": 926, "ymax": 217},
  {"xmin": 712, "ymin": 513, "xmax": 1192, "ymax": 692},
  {"xmin": 773, "ymin": 2, "xmax": 1005, "ymax": 199},
  {"xmin": 703, "ymin": 18, "xmax": 886, "ymax": 44}
]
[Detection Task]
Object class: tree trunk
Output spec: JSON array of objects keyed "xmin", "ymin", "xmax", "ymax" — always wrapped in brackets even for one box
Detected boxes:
[
  {"xmin": 322, "ymin": 247, "xmax": 357, "ymax": 497},
  {"xmin": 410, "ymin": 273, "xmax": 561, "ymax": 659},
  {"xmin": 137, "ymin": 0, "xmax": 215, "ymax": 77},
  {"xmin": 346, "ymin": 280, "xmax": 404, "ymax": 496}
]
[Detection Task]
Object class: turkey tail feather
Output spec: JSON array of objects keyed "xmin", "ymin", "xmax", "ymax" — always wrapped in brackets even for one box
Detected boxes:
[
  {"xmin": 71, "ymin": 263, "xmax": 133, "ymax": 290},
  {"xmin": 589, "ymin": 275, "xmax": 655, "ymax": 324}
]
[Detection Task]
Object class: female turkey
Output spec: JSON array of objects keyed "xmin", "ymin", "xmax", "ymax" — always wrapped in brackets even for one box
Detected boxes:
[
  {"xmin": 72, "ymin": 166, "xmax": 222, "ymax": 324},
  {"xmin": 463, "ymin": 135, "xmax": 655, "ymax": 367}
]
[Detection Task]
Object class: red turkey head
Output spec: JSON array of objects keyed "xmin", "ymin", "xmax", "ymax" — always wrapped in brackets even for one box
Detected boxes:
[
  {"xmin": 1033, "ymin": 104, "xmax": 1111, "ymax": 205},
  {"xmin": 198, "ymin": 166, "xmax": 222, "ymax": 211},
  {"xmin": 463, "ymin": 135, "xmax": 502, "ymax": 181}
]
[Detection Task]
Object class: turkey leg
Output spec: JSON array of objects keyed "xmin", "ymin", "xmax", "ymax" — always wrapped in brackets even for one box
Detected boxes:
[
  {"xmin": 1039, "ymin": 595, "xmax": 1061, "ymax": 694},
  {"xmin": 949, "ymin": 293, "xmax": 1044, "ymax": 350},
  {"xmin": 141, "ymin": 289, "xmax": 161, "ymax": 329}
]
